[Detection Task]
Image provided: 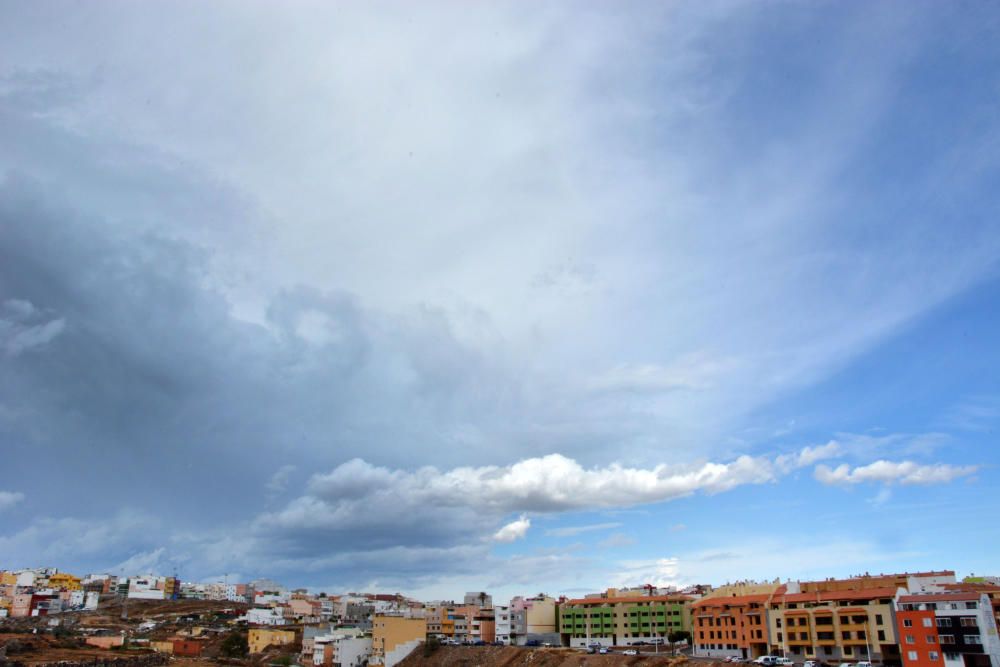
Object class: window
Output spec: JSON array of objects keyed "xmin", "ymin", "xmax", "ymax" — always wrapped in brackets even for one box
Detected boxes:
[
  {"xmin": 878, "ymin": 630, "xmax": 886, "ymax": 641},
  {"xmin": 923, "ymin": 618, "xmax": 933, "ymax": 627},
  {"xmin": 965, "ymin": 602, "xmax": 978, "ymax": 610},
  {"xmin": 875, "ymin": 614, "xmax": 883, "ymax": 625},
  {"xmin": 904, "ymin": 620, "xmax": 913, "ymax": 628},
  {"xmin": 908, "ymin": 651, "xmax": 919, "ymax": 662},
  {"xmin": 938, "ymin": 635, "xmax": 954, "ymax": 645},
  {"xmin": 926, "ymin": 636, "xmax": 936, "ymax": 644},
  {"xmin": 777, "ymin": 619, "xmax": 782, "ymax": 628},
  {"xmin": 929, "ymin": 652, "xmax": 939, "ymax": 661},
  {"xmin": 966, "ymin": 635, "xmax": 981, "ymax": 645},
  {"xmin": 960, "ymin": 618, "xmax": 977, "ymax": 628},
  {"xmin": 906, "ymin": 635, "xmax": 915, "ymax": 644},
  {"xmin": 936, "ymin": 618, "xmax": 952, "ymax": 628}
]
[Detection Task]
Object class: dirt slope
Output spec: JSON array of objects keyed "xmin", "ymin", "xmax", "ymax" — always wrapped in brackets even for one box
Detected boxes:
[{"xmin": 398, "ymin": 645, "xmax": 703, "ymax": 667}]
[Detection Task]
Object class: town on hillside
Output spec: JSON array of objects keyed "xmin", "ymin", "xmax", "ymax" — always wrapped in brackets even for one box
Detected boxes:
[{"xmin": 1, "ymin": 568, "xmax": 999, "ymax": 667}]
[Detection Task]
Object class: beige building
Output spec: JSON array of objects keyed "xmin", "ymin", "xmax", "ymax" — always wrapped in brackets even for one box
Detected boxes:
[
  {"xmin": 248, "ymin": 628, "xmax": 297, "ymax": 654},
  {"xmin": 371, "ymin": 615, "xmax": 426, "ymax": 667},
  {"xmin": 768, "ymin": 587, "xmax": 900, "ymax": 664}
]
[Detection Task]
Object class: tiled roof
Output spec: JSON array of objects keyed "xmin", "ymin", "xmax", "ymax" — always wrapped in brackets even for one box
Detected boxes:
[{"xmin": 563, "ymin": 594, "xmax": 693, "ymax": 606}]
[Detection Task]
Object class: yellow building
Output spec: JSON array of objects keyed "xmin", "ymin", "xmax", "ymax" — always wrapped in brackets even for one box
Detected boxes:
[
  {"xmin": 47, "ymin": 573, "xmax": 82, "ymax": 591},
  {"xmin": 0, "ymin": 572, "xmax": 17, "ymax": 587},
  {"xmin": 248, "ymin": 628, "xmax": 297, "ymax": 655},
  {"xmin": 768, "ymin": 587, "xmax": 900, "ymax": 664},
  {"xmin": 151, "ymin": 640, "xmax": 176, "ymax": 654},
  {"xmin": 371, "ymin": 615, "xmax": 426, "ymax": 667}
]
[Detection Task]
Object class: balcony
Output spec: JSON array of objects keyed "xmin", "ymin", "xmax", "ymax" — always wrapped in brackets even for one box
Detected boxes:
[{"xmin": 839, "ymin": 623, "xmax": 867, "ymax": 632}]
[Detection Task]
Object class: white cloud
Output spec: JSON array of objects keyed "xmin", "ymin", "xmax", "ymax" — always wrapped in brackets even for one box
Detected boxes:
[
  {"xmin": 814, "ymin": 460, "xmax": 978, "ymax": 486},
  {"xmin": 301, "ymin": 449, "xmax": 810, "ymax": 518},
  {"xmin": 493, "ymin": 516, "xmax": 531, "ymax": 543},
  {"xmin": 546, "ymin": 522, "xmax": 622, "ymax": 538},
  {"xmin": 775, "ymin": 441, "xmax": 842, "ymax": 472},
  {"xmin": 612, "ymin": 557, "xmax": 681, "ymax": 589},
  {"xmin": 0, "ymin": 490, "xmax": 24, "ymax": 511},
  {"xmin": 266, "ymin": 465, "xmax": 297, "ymax": 497}
]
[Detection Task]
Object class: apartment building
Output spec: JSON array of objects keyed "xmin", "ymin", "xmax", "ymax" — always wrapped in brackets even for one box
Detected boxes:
[
  {"xmin": 693, "ymin": 592, "xmax": 773, "ymax": 659},
  {"xmin": 370, "ymin": 615, "xmax": 426, "ymax": 667},
  {"xmin": 511, "ymin": 595, "xmax": 559, "ymax": 646},
  {"xmin": 494, "ymin": 605, "xmax": 512, "ymax": 644},
  {"xmin": 561, "ymin": 594, "xmax": 693, "ymax": 648},
  {"xmin": 897, "ymin": 591, "xmax": 1000, "ymax": 667},
  {"xmin": 768, "ymin": 586, "xmax": 900, "ymax": 664}
]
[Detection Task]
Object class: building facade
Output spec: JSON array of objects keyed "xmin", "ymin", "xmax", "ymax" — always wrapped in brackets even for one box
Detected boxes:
[
  {"xmin": 561, "ymin": 594, "xmax": 692, "ymax": 648},
  {"xmin": 370, "ymin": 615, "xmax": 426, "ymax": 667}
]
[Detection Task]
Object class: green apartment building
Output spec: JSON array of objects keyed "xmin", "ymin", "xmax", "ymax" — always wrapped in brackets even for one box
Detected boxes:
[{"xmin": 559, "ymin": 594, "xmax": 693, "ymax": 648}]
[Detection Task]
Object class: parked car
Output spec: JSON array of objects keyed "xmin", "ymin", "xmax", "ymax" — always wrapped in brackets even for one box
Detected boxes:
[
  {"xmin": 855, "ymin": 661, "xmax": 873, "ymax": 667},
  {"xmin": 755, "ymin": 656, "xmax": 780, "ymax": 666},
  {"xmin": 776, "ymin": 658, "xmax": 795, "ymax": 666},
  {"xmin": 804, "ymin": 661, "xmax": 818, "ymax": 667},
  {"xmin": 599, "ymin": 647, "xmax": 609, "ymax": 654},
  {"xmin": 525, "ymin": 640, "xmax": 541, "ymax": 647},
  {"xmin": 624, "ymin": 649, "xmax": 638, "ymax": 656}
]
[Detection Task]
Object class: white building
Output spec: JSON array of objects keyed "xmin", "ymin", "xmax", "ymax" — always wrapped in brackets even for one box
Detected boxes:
[
  {"xmin": 314, "ymin": 632, "xmax": 371, "ymax": 667},
  {"xmin": 494, "ymin": 605, "xmax": 511, "ymax": 644},
  {"xmin": 246, "ymin": 607, "xmax": 288, "ymax": 626}
]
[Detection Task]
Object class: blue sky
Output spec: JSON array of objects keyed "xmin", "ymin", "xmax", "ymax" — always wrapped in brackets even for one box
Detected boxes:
[{"xmin": 0, "ymin": 1, "xmax": 999, "ymax": 600}]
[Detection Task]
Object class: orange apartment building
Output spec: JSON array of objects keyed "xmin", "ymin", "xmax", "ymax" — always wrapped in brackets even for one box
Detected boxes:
[
  {"xmin": 895, "ymin": 604, "xmax": 943, "ymax": 667},
  {"xmin": 693, "ymin": 592, "xmax": 776, "ymax": 659}
]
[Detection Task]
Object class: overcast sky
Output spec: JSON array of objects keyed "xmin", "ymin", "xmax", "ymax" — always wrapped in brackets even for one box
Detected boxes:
[{"xmin": 2, "ymin": 1, "xmax": 1000, "ymax": 599}]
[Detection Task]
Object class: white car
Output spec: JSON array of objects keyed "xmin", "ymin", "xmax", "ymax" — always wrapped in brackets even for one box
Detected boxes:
[
  {"xmin": 624, "ymin": 649, "xmax": 638, "ymax": 656},
  {"xmin": 776, "ymin": 659, "xmax": 795, "ymax": 666}
]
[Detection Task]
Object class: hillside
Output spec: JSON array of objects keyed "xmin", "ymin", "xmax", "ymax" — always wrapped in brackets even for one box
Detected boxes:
[{"xmin": 398, "ymin": 645, "xmax": 702, "ymax": 667}]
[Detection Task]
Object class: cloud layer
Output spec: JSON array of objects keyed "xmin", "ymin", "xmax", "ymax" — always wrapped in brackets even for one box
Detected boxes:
[{"xmin": 0, "ymin": 2, "xmax": 997, "ymax": 592}]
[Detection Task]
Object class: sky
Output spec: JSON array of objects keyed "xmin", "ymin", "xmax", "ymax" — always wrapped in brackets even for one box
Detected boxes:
[{"xmin": 1, "ymin": 1, "xmax": 999, "ymax": 600}]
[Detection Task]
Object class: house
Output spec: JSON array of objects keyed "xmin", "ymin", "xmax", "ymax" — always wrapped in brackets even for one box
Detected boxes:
[
  {"xmin": 248, "ymin": 628, "xmax": 297, "ymax": 654},
  {"xmin": 247, "ymin": 607, "xmax": 288, "ymax": 626}
]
